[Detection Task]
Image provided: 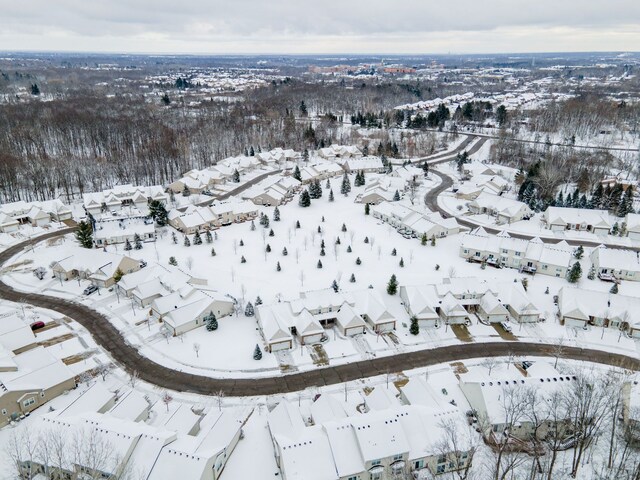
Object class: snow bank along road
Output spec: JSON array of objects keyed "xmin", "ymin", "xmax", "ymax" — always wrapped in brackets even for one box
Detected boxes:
[{"xmin": 1, "ymin": 230, "xmax": 639, "ymax": 396}]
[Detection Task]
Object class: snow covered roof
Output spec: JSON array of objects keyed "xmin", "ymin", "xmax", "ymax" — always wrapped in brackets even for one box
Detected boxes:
[
  {"xmin": 310, "ymin": 394, "xmax": 350, "ymax": 425},
  {"xmin": 470, "ymin": 192, "xmax": 531, "ymax": 217},
  {"xmin": 590, "ymin": 246, "xmax": 640, "ymax": 272},
  {"xmin": 334, "ymin": 303, "xmax": 367, "ymax": 331},
  {"xmin": 107, "ymin": 389, "xmax": 149, "ymax": 421},
  {"xmin": 0, "ymin": 346, "xmax": 75, "ymax": 392},
  {"xmin": 438, "ymin": 293, "xmax": 468, "ymax": 317},
  {"xmin": 479, "ymin": 292, "xmax": 509, "ymax": 316},
  {"xmin": 0, "ymin": 314, "xmax": 36, "ymax": 353},
  {"xmin": 544, "ymin": 206, "xmax": 611, "ymax": 228},
  {"xmin": 559, "ymin": 286, "xmax": 637, "ymax": 323},
  {"xmin": 344, "ymin": 156, "xmax": 384, "ymax": 170}
]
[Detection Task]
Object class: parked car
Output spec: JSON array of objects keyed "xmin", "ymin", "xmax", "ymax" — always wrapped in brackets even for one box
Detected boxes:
[
  {"xmin": 30, "ymin": 321, "xmax": 45, "ymax": 331},
  {"xmin": 83, "ymin": 285, "xmax": 99, "ymax": 295},
  {"xmin": 500, "ymin": 321, "xmax": 512, "ymax": 333}
]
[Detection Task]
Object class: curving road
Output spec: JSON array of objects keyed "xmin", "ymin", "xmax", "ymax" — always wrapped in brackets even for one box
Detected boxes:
[
  {"xmin": 0, "ymin": 229, "xmax": 638, "ymax": 395},
  {"xmin": 425, "ymin": 168, "xmax": 640, "ymax": 252}
]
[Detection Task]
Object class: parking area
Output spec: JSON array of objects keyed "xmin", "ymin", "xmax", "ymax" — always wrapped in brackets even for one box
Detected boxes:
[{"xmin": 450, "ymin": 324, "xmax": 474, "ymax": 342}]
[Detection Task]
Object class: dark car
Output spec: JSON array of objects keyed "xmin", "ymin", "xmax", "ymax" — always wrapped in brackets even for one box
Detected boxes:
[
  {"xmin": 30, "ymin": 321, "xmax": 45, "ymax": 331},
  {"xmin": 83, "ymin": 285, "xmax": 99, "ymax": 295}
]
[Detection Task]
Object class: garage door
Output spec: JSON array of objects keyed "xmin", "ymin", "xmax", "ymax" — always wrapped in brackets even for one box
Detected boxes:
[
  {"xmin": 345, "ymin": 326, "xmax": 365, "ymax": 336},
  {"xmin": 564, "ymin": 317, "xmax": 585, "ymax": 328},
  {"xmin": 377, "ymin": 322, "xmax": 395, "ymax": 332},
  {"xmin": 270, "ymin": 341, "xmax": 291, "ymax": 352}
]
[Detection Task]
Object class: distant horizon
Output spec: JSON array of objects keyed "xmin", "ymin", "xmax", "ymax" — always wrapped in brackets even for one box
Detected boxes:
[{"xmin": 1, "ymin": 49, "xmax": 638, "ymax": 58}]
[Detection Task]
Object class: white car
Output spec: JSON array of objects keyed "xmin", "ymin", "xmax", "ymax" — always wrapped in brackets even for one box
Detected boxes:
[{"xmin": 500, "ymin": 321, "xmax": 512, "ymax": 333}]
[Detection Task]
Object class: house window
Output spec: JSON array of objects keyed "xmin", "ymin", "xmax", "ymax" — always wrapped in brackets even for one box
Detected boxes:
[
  {"xmin": 437, "ymin": 465, "xmax": 445, "ymax": 474},
  {"xmin": 23, "ymin": 397, "xmax": 36, "ymax": 408},
  {"xmin": 437, "ymin": 455, "xmax": 446, "ymax": 464},
  {"xmin": 515, "ymin": 251, "xmax": 521, "ymax": 256},
  {"xmin": 371, "ymin": 460, "xmax": 381, "ymax": 466},
  {"xmin": 542, "ymin": 264, "xmax": 548, "ymax": 270},
  {"xmin": 392, "ymin": 454, "xmax": 403, "ymax": 461},
  {"xmin": 348, "ymin": 477, "xmax": 358, "ymax": 480},
  {"xmin": 501, "ymin": 249, "xmax": 508, "ymax": 254},
  {"xmin": 474, "ymin": 252, "xmax": 480, "ymax": 257},
  {"xmin": 414, "ymin": 460, "xmax": 423, "ymax": 470},
  {"xmin": 463, "ymin": 249, "xmax": 469, "ymax": 254}
]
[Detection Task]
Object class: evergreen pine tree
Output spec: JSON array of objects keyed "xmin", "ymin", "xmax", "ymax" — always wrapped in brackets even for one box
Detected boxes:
[
  {"xmin": 317, "ymin": 260, "xmax": 323, "ymax": 268},
  {"xmin": 393, "ymin": 190, "xmax": 400, "ymax": 201},
  {"xmin": 329, "ymin": 189, "xmax": 335, "ymax": 202},
  {"xmin": 574, "ymin": 245, "xmax": 584, "ymax": 259},
  {"xmin": 610, "ymin": 283, "xmax": 619, "ymax": 294},
  {"xmin": 399, "ymin": 257, "xmax": 404, "ymax": 267},
  {"xmin": 298, "ymin": 189, "xmax": 311, "ymax": 207},
  {"xmin": 124, "ymin": 238, "xmax": 132, "ymax": 251},
  {"xmin": 169, "ymin": 256, "xmax": 178, "ymax": 266},
  {"xmin": 182, "ymin": 185, "xmax": 191, "ymax": 197},
  {"xmin": 612, "ymin": 222, "xmax": 619, "ymax": 235},
  {"xmin": 255, "ymin": 296, "xmax": 263, "ymax": 305},
  {"xmin": 205, "ymin": 231, "xmax": 213, "ymax": 243},
  {"xmin": 365, "ymin": 203, "xmax": 370, "ymax": 215},
  {"xmin": 206, "ymin": 312, "xmax": 218, "ymax": 331},
  {"xmin": 347, "ymin": 245, "xmax": 353, "ymax": 253},
  {"xmin": 193, "ymin": 231, "xmax": 202, "ymax": 245},
  {"xmin": 184, "ymin": 236, "xmax": 191, "ymax": 247},
  {"xmin": 587, "ymin": 264, "xmax": 596, "ymax": 280},
  {"xmin": 245, "ymin": 302, "xmax": 255, "ymax": 317},
  {"xmin": 239, "ymin": 239, "xmax": 244, "ymax": 247},
  {"xmin": 296, "ymin": 220, "xmax": 301, "ymax": 228},
  {"xmin": 232, "ymin": 169, "xmax": 240, "ymax": 183},
  {"xmin": 355, "ymin": 257, "xmax": 361, "ymax": 265},
  {"xmin": 266, "ymin": 244, "xmax": 271, "ymax": 253},
  {"xmin": 250, "ymin": 220, "xmax": 256, "ymax": 231},
  {"xmin": 364, "ymin": 236, "xmax": 369, "ymax": 244},
  {"xmin": 211, "ymin": 248, "xmax": 216, "ymax": 256},
  {"xmin": 172, "ymin": 232, "xmax": 178, "ymax": 244},
  {"xmin": 75, "ymin": 221, "xmax": 94, "ymax": 249},
  {"xmin": 276, "ymin": 261, "xmax": 281, "ymax": 271},
  {"xmin": 410, "ymin": 316, "xmax": 419, "ymax": 335},
  {"xmin": 391, "ymin": 248, "xmax": 397, "ymax": 256},
  {"xmin": 331, "ymin": 280, "xmax": 339, "ymax": 292},
  {"xmin": 282, "ymin": 247, "xmax": 288, "ymax": 256},
  {"xmin": 431, "ymin": 237, "xmax": 436, "ymax": 246},
  {"xmin": 325, "ymin": 178, "xmax": 331, "ymax": 189},
  {"xmin": 387, "ymin": 274, "xmax": 398, "ymax": 295},
  {"xmin": 340, "ymin": 173, "xmax": 351, "ymax": 196},
  {"xmin": 335, "ymin": 237, "xmax": 341, "ymax": 245},
  {"xmin": 350, "ymin": 273, "xmax": 356, "ymax": 283},
  {"xmin": 567, "ymin": 262, "xmax": 582, "ymax": 283},
  {"xmin": 240, "ymin": 256, "xmax": 246, "ymax": 263},
  {"xmin": 273, "ymin": 206, "xmax": 280, "ymax": 221},
  {"xmin": 148, "ymin": 200, "xmax": 168, "ymax": 226},
  {"xmin": 421, "ymin": 233, "xmax": 428, "ymax": 246},
  {"xmin": 133, "ymin": 233, "xmax": 142, "ymax": 250},
  {"xmin": 269, "ymin": 229, "xmax": 274, "ymax": 237},
  {"xmin": 253, "ymin": 344, "xmax": 262, "ymax": 360},
  {"xmin": 617, "ymin": 188, "xmax": 634, "ymax": 217},
  {"xmin": 293, "ymin": 165, "xmax": 302, "ymax": 181}
]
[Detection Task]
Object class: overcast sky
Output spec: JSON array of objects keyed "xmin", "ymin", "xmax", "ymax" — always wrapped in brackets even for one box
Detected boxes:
[{"xmin": 1, "ymin": 0, "xmax": 639, "ymax": 54}]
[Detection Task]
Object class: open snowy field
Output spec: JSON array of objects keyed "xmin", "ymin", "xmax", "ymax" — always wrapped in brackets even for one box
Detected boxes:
[{"xmin": 4, "ymin": 173, "xmax": 639, "ymax": 378}]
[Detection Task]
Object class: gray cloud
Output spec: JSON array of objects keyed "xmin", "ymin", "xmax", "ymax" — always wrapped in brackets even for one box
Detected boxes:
[{"xmin": 0, "ymin": 0, "xmax": 638, "ymax": 53}]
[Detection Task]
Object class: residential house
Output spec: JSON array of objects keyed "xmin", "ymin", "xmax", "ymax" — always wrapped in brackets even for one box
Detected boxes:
[
  {"xmin": 334, "ymin": 303, "xmax": 367, "ymax": 336},
  {"xmin": 590, "ymin": 246, "xmax": 640, "ymax": 282},
  {"xmin": 93, "ymin": 216, "xmax": 156, "ymax": 246},
  {"xmin": 51, "ymin": 250, "xmax": 140, "ymax": 288},
  {"xmin": 242, "ymin": 176, "xmax": 301, "ymax": 206},
  {"xmin": 83, "ymin": 185, "xmax": 167, "ymax": 216},
  {"xmin": 0, "ymin": 347, "xmax": 77, "ymax": 428},
  {"xmin": 543, "ymin": 206, "xmax": 611, "ymax": 235},
  {"xmin": 268, "ymin": 397, "xmax": 473, "ymax": 480},
  {"xmin": 371, "ymin": 201, "xmax": 461, "ymax": 238},
  {"xmin": 151, "ymin": 285, "xmax": 234, "ymax": 336},
  {"xmin": 459, "ymin": 362, "xmax": 575, "ymax": 441},
  {"xmin": 342, "ymin": 156, "xmax": 385, "ymax": 173},
  {"xmin": 625, "ymin": 213, "xmax": 640, "ymax": 240},
  {"xmin": 477, "ymin": 292, "xmax": 510, "ymax": 323},
  {"xmin": 558, "ymin": 286, "xmax": 637, "ymax": 331},
  {"xmin": 468, "ymin": 192, "xmax": 532, "ymax": 225},
  {"xmin": 351, "ymin": 290, "xmax": 396, "ymax": 332},
  {"xmin": 317, "ymin": 144, "xmax": 362, "ymax": 161},
  {"xmin": 460, "ymin": 228, "xmax": 572, "ymax": 278}
]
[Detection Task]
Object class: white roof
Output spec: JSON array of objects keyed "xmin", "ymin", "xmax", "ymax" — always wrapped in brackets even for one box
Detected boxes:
[
  {"xmin": 591, "ymin": 246, "xmax": 640, "ymax": 272},
  {"xmin": 545, "ymin": 206, "xmax": 611, "ymax": 228},
  {"xmin": 0, "ymin": 346, "xmax": 76, "ymax": 392},
  {"xmin": 107, "ymin": 389, "xmax": 149, "ymax": 421}
]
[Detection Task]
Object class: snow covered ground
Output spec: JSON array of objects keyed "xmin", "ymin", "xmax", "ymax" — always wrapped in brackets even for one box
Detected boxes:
[{"xmin": 4, "ymin": 173, "xmax": 639, "ymax": 379}]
